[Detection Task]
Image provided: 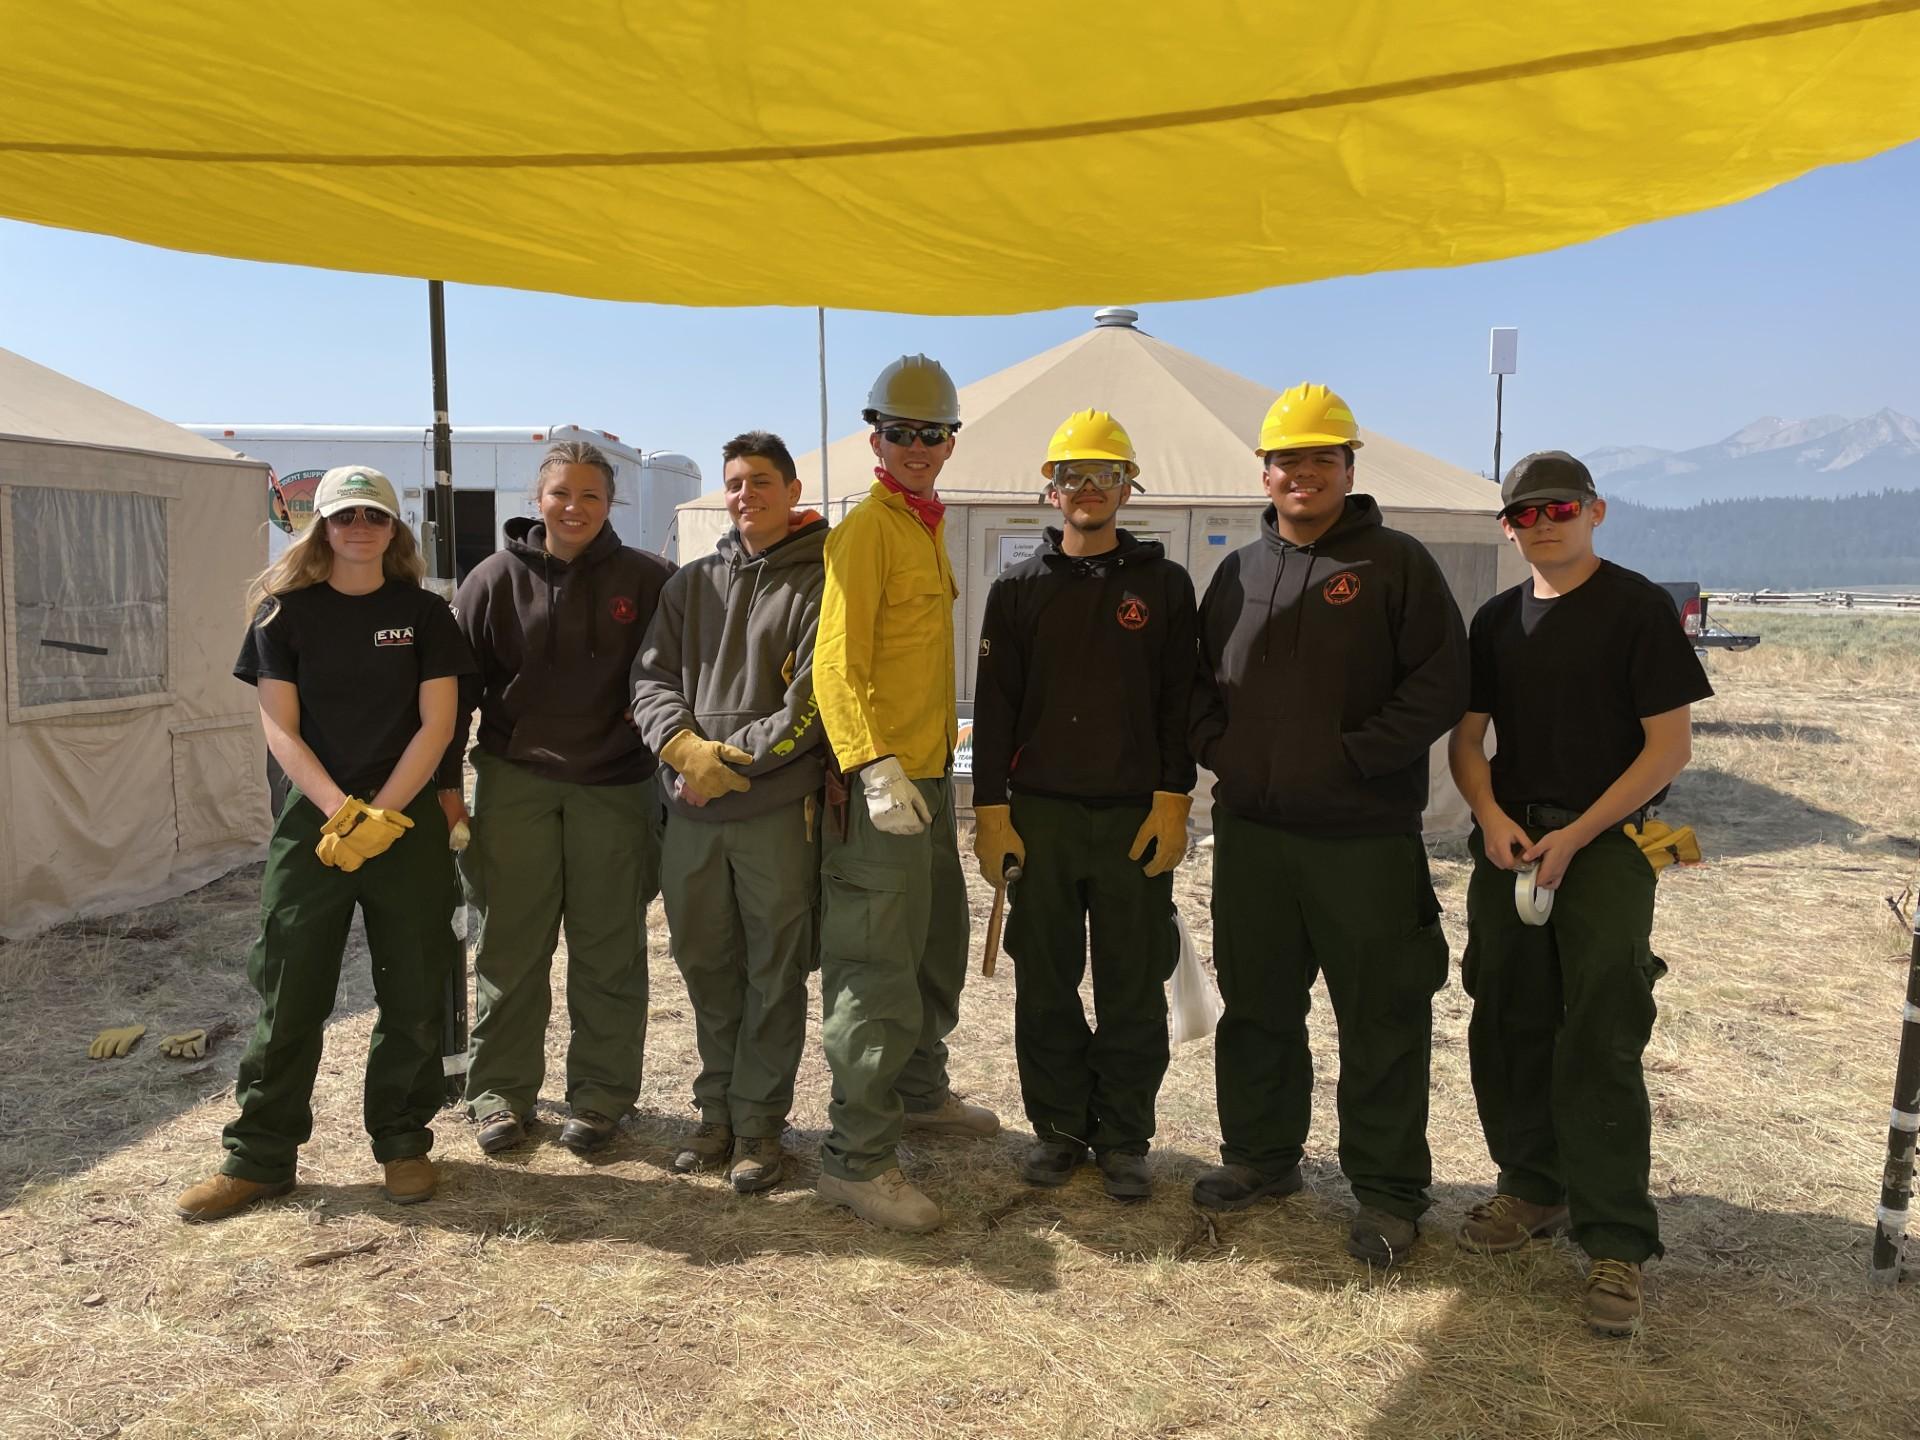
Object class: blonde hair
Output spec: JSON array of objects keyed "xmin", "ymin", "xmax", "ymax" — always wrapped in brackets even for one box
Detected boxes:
[
  {"xmin": 534, "ymin": 440, "xmax": 617, "ymax": 501},
  {"xmin": 243, "ymin": 513, "xmax": 427, "ymax": 625}
]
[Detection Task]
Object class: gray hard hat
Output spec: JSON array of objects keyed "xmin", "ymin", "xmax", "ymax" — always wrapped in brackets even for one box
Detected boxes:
[{"xmin": 862, "ymin": 354, "xmax": 962, "ymax": 427}]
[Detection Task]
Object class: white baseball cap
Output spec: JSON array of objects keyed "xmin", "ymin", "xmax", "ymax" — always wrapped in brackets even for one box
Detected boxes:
[{"xmin": 313, "ymin": 465, "xmax": 401, "ymax": 519}]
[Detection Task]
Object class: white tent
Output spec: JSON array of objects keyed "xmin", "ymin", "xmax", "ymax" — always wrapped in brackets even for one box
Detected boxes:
[
  {"xmin": 0, "ymin": 349, "xmax": 273, "ymax": 937},
  {"xmin": 676, "ymin": 310, "xmax": 1525, "ymax": 838}
]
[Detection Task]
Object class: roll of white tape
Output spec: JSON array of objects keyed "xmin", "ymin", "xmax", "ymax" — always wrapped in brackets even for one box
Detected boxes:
[{"xmin": 1515, "ymin": 865, "xmax": 1554, "ymax": 926}]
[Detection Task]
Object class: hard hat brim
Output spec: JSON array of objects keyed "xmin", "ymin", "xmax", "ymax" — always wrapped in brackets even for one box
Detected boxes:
[{"xmin": 1255, "ymin": 434, "xmax": 1364, "ymax": 457}]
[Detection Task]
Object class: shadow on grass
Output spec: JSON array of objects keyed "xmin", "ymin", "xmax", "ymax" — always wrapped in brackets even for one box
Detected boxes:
[
  {"xmin": 1662, "ymin": 765, "xmax": 1916, "ymax": 861},
  {"xmin": 1692, "ymin": 718, "xmax": 1844, "ymax": 745}
]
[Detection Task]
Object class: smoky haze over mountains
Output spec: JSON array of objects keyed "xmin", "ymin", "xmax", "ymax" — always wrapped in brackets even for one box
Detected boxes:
[{"xmin": 1584, "ymin": 409, "xmax": 1920, "ymax": 508}]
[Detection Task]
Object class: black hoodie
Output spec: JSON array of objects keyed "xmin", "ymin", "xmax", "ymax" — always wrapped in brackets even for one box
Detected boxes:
[
  {"xmin": 1189, "ymin": 496, "xmax": 1468, "ymax": 836},
  {"xmin": 971, "ymin": 526, "xmax": 1197, "ymax": 807},
  {"xmin": 448, "ymin": 517, "xmax": 676, "ymax": 786}
]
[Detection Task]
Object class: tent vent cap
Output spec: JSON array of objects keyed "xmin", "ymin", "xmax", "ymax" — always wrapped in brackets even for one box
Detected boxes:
[{"xmin": 1093, "ymin": 307, "xmax": 1139, "ymax": 329}]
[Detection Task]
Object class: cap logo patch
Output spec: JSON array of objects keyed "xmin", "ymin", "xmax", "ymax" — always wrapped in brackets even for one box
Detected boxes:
[
  {"xmin": 1116, "ymin": 597, "xmax": 1149, "ymax": 630},
  {"xmin": 609, "ymin": 595, "xmax": 638, "ymax": 625},
  {"xmin": 1322, "ymin": 571, "xmax": 1361, "ymax": 606}
]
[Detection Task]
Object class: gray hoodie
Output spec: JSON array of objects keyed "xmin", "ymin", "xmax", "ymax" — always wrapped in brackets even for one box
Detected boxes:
[{"xmin": 631, "ymin": 515, "xmax": 828, "ymax": 821}]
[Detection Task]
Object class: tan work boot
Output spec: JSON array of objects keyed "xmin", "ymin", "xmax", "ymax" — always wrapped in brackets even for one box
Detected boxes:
[
  {"xmin": 901, "ymin": 1094, "xmax": 1000, "ymax": 1138},
  {"xmin": 382, "ymin": 1156, "xmax": 438, "ymax": 1206},
  {"xmin": 174, "ymin": 1172, "xmax": 295, "ymax": 1223},
  {"xmin": 729, "ymin": 1135, "xmax": 784, "ymax": 1195},
  {"xmin": 1585, "ymin": 1259, "xmax": 1644, "ymax": 1337},
  {"xmin": 1458, "ymin": 1193, "xmax": 1571, "ymax": 1254},
  {"xmin": 818, "ymin": 1167, "xmax": 943, "ymax": 1233},
  {"xmin": 671, "ymin": 1120, "xmax": 734, "ymax": 1174}
]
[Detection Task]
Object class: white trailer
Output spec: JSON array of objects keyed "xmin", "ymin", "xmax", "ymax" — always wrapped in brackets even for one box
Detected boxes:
[{"xmin": 180, "ymin": 423, "xmax": 701, "ymax": 577}]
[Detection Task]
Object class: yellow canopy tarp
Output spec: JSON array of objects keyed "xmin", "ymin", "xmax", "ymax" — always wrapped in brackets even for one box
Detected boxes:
[{"xmin": 5, "ymin": 2, "xmax": 1919, "ymax": 313}]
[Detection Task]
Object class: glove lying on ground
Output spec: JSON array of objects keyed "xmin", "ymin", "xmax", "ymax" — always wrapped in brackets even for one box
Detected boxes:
[
  {"xmin": 1624, "ymin": 819, "xmax": 1702, "ymax": 873},
  {"xmin": 861, "ymin": 756, "xmax": 931, "ymax": 836},
  {"xmin": 315, "ymin": 802, "xmax": 413, "ymax": 871},
  {"xmin": 88, "ymin": 1024, "xmax": 146, "ymax": 1060},
  {"xmin": 971, "ymin": 805, "xmax": 1026, "ymax": 883},
  {"xmin": 1128, "ymin": 792, "xmax": 1194, "ymax": 878},
  {"xmin": 660, "ymin": 729, "xmax": 753, "ymax": 801},
  {"xmin": 160, "ymin": 1029, "xmax": 208, "ymax": 1060}
]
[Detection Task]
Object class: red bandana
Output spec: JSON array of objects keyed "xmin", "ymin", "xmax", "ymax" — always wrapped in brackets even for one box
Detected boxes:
[{"xmin": 876, "ymin": 467, "xmax": 944, "ymax": 534}]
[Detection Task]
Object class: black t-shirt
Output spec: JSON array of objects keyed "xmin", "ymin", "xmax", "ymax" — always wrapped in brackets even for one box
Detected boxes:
[
  {"xmin": 234, "ymin": 581, "xmax": 476, "ymax": 798},
  {"xmin": 1469, "ymin": 560, "xmax": 1713, "ymax": 814}
]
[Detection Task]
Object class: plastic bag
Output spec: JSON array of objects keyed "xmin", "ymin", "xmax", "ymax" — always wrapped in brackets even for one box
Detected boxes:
[{"xmin": 1169, "ymin": 912, "xmax": 1224, "ymax": 1047}]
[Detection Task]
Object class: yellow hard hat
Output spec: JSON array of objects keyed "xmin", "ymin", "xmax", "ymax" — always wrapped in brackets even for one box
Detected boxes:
[
  {"xmin": 1041, "ymin": 409, "xmax": 1139, "ymax": 480},
  {"xmin": 1255, "ymin": 383, "xmax": 1365, "ymax": 456}
]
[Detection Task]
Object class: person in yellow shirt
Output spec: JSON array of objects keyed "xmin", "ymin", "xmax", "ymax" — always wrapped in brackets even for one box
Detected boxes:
[{"xmin": 812, "ymin": 354, "xmax": 999, "ymax": 1233}]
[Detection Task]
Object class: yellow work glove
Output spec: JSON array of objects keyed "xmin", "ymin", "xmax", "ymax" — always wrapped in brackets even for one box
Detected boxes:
[
  {"xmin": 659, "ymin": 728, "xmax": 753, "ymax": 801},
  {"xmin": 315, "ymin": 805, "xmax": 413, "ymax": 872},
  {"xmin": 314, "ymin": 797, "xmax": 372, "ymax": 869},
  {"xmin": 1625, "ymin": 820, "xmax": 1702, "ymax": 873},
  {"xmin": 159, "ymin": 1028, "xmax": 207, "ymax": 1060},
  {"xmin": 88, "ymin": 1024, "xmax": 146, "ymax": 1059},
  {"xmin": 971, "ymin": 804, "xmax": 1026, "ymax": 883},
  {"xmin": 1128, "ymin": 792, "xmax": 1193, "ymax": 878}
]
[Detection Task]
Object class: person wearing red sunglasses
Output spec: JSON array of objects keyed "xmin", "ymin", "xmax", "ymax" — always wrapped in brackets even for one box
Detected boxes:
[{"xmin": 1448, "ymin": 450, "xmax": 1712, "ymax": 1337}]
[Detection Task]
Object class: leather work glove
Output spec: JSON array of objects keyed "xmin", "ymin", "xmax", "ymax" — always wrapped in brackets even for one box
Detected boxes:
[
  {"xmin": 88, "ymin": 1024, "xmax": 146, "ymax": 1059},
  {"xmin": 316, "ymin": 806, "xmax": 413, "ymax": 872},
  {"xmin": 1128, "ymin": 792, "xmax": 1194, "ymax": 878},
  {"xmin": 159, "ymin": 1028, "xmax": 207, "ymax": 1060},
  {"xmin": 1625, "ymin": 820, "xmax": 1702, "ymax": 873},
  {"xmin": 861, "ymin": 756, "xmax": 932, "ymax": 836},
  {"xmin": 971, "ymin": 804, "xmax": 1027, "ymax": 884},
  {"xmin": 659, "ymin": 729, "xmax": 753, "ymax": 802}
]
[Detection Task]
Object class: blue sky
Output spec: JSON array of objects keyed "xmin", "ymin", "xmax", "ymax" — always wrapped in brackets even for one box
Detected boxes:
[{"xmin": 3, "ymin": 139, "xmax": 1916, "ymax": 489}]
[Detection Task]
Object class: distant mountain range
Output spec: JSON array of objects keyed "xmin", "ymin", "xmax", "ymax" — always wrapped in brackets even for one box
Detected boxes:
[{"xmin": 1584, "ymin": 409, "xmax": 1920, "ymax": 508}]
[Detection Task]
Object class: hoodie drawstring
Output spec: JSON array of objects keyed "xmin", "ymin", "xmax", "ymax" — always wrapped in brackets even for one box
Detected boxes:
[{"xmin": 1261, "ymin": 548, "xmax": 1288, "ymax": 662}]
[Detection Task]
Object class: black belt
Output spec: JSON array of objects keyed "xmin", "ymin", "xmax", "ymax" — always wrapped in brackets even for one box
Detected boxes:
[{"xmin": 1521, "ymin": 803, "xmax": 1649, "ymax": 830}]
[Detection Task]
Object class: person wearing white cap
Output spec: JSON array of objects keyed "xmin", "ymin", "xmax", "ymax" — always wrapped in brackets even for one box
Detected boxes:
[
  {"xmin": 810, "ymin": 355, "xmax": 999, "ymax": 1233},
  {"xmin": 175, "ymin": 465, "xmax": 476, "ymax": 1223}
]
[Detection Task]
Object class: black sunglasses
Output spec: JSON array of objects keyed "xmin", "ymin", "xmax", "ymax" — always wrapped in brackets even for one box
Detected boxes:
[
  {"xmin": 877, "ymin": 423, "xmax": 953, "ymax": 448},
  {"xmin": 325, "ymin": 506, "xmax": 395, "ymax": 528},
  {"xmin": 1503, "ymin": 499, "xmax": 1585, "ymax": 529}
]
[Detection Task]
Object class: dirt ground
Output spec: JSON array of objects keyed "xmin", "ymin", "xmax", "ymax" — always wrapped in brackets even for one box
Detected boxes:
[{"xmin": 2, "ymin": 612, "xmax": 1918, "ymax": 1438}]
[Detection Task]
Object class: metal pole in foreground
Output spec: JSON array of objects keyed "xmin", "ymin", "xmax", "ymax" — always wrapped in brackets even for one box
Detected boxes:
[
  {"xmin": 427, "ymin": 280, "xmax": 468, "ymax": 1106},
  {"xmin": 817, "ymin": 306, "xmax": 831, "ymax": 517},
  {"xmin": 1489, "ymin": 327, "xmax": 1517, "ymax": 482},
  {"xmin": 1870, "ymin": 899, "xmax": 1920, "ymax": 1285}
]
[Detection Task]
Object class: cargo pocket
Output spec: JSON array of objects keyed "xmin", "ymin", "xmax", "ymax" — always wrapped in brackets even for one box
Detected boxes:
[
  {"xmin": 1365, "ymin": 919, "xmax": 1451, "ymax": 1031},
  {"xmin": 821, "ymin": 854, "xmax": 911, "ymax": 966}
]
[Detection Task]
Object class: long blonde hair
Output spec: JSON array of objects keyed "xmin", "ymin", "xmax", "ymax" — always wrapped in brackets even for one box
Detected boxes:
[{"xmin": 244, "ymin": 514, "xmax": 427, "ymax": 625}]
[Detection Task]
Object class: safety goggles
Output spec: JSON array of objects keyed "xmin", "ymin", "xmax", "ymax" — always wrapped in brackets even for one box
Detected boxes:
[
  {"xmin": 876, "ymin": 422, "xmax": 954, "ymax": 448},
  {"xmin": 1503, "ymin": 498, "xmax": 1585, "ymax": 529},
  {"xmin": 1049, "ymin": 461, "xmax": 1130, "ymax": 493},
  {"xmin": 325, "ymin": 506, "xmax": 396, "ymax": 529}
]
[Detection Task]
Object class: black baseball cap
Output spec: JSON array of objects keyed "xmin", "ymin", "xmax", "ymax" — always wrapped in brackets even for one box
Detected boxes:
[{"xmin": 1500, "ymin": 450, "xmax": 1597, "ymax": 512}]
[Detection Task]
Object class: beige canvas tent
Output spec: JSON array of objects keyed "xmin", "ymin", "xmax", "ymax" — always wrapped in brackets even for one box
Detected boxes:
[
  {"xmin": 0, "ymin": 348, "xmax": 273, "ymax": 937},
  {"xmin": 675, "ymin": 309, "xmax": 1526, "ymax": 838}
]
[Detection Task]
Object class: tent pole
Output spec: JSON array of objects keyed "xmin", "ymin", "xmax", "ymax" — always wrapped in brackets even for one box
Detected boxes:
[
  {"xmin": 818, "ymin": 306, "xmax": 831, "ymax": 517},
  {"xmin": 428, "ymin": 281, "xmax": 456, "ymax": 584},
  {"xmin": 1871, "ymin": 899, "xmax": 1920, "ymax": 1284},
  {"xmin": 1493, "ymin": 372, "xmax": 1505, "ymax": 484}
]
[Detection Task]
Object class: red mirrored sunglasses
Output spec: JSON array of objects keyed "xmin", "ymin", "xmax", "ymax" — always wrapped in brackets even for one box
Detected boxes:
[{"xmin": 1503, "ymin": 499, "xmax": 1585, "ymax": 529}]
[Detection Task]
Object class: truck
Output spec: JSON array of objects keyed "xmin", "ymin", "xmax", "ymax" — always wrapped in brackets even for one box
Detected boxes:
[
  {"xmin": 181, "ymin": 423, "xmax": 702, "ymax": 579},
  {"xmin": 1655, "ymin": 581, "xmax": 1762, "ymax": 653}
]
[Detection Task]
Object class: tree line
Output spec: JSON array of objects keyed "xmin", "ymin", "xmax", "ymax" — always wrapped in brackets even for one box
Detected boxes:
[{"xmin": 1599, "ymin": 490, "xmax": 1920, "ymax": 589}]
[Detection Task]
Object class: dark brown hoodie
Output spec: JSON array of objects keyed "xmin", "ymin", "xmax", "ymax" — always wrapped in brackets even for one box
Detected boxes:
[{"xmin": 448, "ymin": 516, "xmax": 675, "ymax": 786}]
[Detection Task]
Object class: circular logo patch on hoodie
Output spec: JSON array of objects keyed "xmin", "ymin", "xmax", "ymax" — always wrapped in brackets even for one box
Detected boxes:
[
  {"xmin": 609, "ymin": 595, "xmax": 639, "ymax": 625},
  {"xmin": 1322, "ymin": 571, "xmax": 1362, "ymax": 606},
  {"xmin": 1116, "ymin": 597, "xmax": 1150, "ymax": 631}
]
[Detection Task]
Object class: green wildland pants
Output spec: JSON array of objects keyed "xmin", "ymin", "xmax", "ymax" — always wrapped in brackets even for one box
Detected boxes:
[
  {"xmin": 222, "ymin": 785, "xmax": 459, "ymax": 1184},
  {"xmin": 1210, "ymin": 807, "xmax": 1450, "ymax": 1221},
  {"xmin": 660, "ymin": 800, "xmax": 817, "ymax": 1137},
  {"xmin": 461, "ymin": 750, "xmax": 660, "ymax": 1122},
  {"xmin": 1005, "ymin": 792, "xmax": 1178, "ymax": 1155},
  {"xmin": 817, "ymin": 773, "xmax": 970, "ymax": 1180},
  {"xmin": 1464, "ymin": 822, "xmax": 1666, "ymax": 1262}
]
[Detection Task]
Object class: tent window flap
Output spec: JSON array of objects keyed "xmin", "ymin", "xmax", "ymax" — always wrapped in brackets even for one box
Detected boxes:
[{"xmin": 7, "ymin": 486, "xmax": 169, "ymax": 710}]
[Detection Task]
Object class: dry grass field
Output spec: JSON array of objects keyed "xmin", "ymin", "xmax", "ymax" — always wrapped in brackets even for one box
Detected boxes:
[{"xmin": 3, "ymin": 609, "xmax": 1918, "ymax": 1439}]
